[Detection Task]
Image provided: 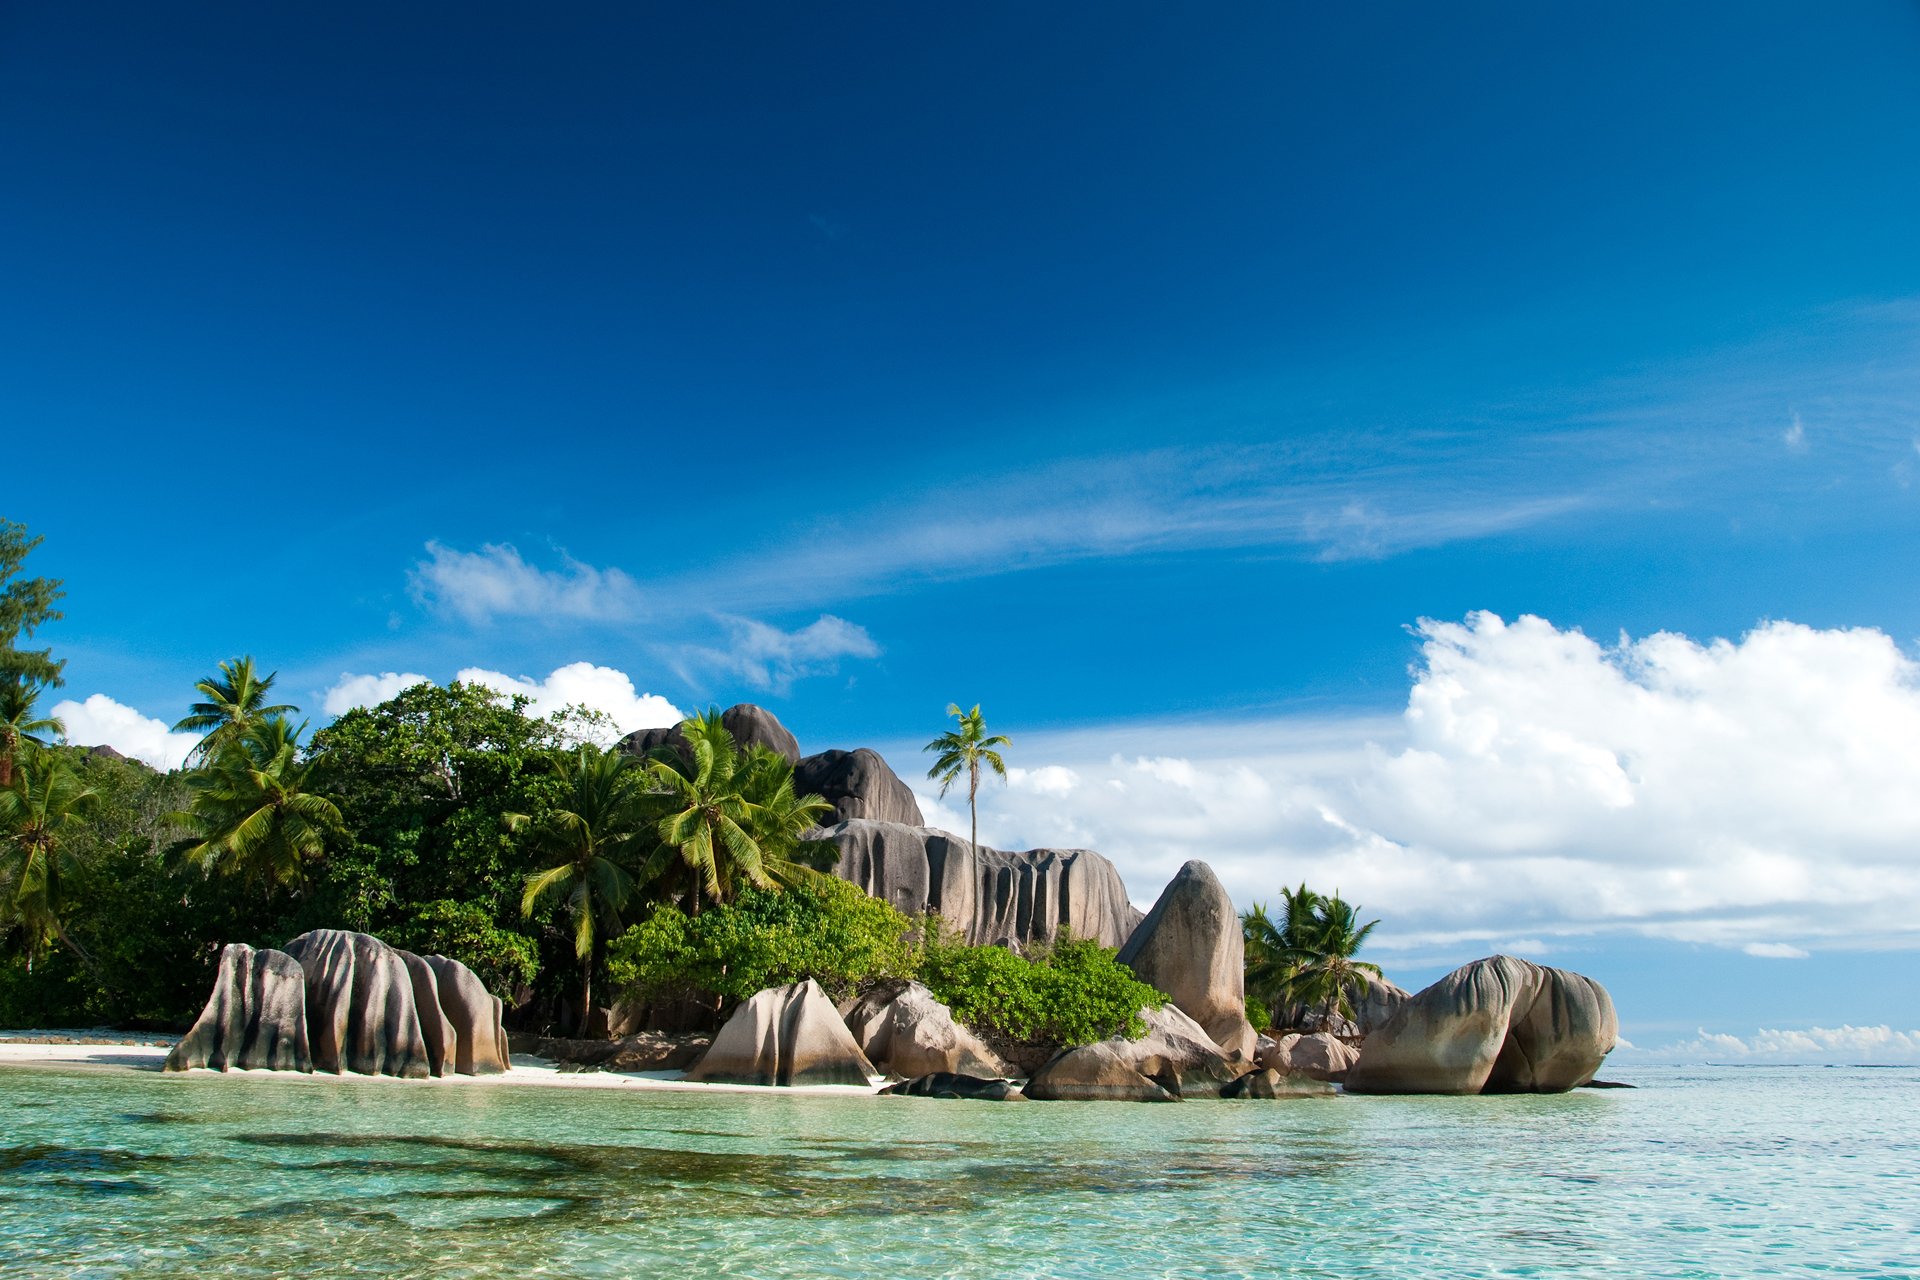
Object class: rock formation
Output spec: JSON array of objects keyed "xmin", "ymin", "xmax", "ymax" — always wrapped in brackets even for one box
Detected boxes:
[
  {"xmin": 881, "ymin": 1072, "xmax": 1025, "ymax": 1101},
  {"xmin": 1024, "ymin": 1004, "xmax": 1247, "ymax": 1101},
  {"xmin": 1025, "ymin": 1041, "xmax": 1180, "ymax": 1102},
  {"xmin": 687, "ymin": 979, "xmax": 877, "ymax": 1087},
  {"xmin": 424, "ymin": 954, "xmax": 512, "ymax": 1075},
  {"xmin": 1115, "ymin": 860, "xmax": 1256, "ymax": 1059},
  {"xmin": 283, "ymin": 929, "xmax": 435, "ymax": 1078},
  {"xmin": 165, "ymin": 943, "xmax": 312, "ymax": 1073},
  {"xmin": 843, "ymin": 981, "xmax": 1008, "ymax": 1078},
  {"xmin": 621, "ymin": 703, "xmax": 801, "ymax": 764},
  {"xmin": 1221, "ymin": 1068, "xmax": 1335, "ymax": 1099},
  {"xmin": 401, "ymin": 951, "xmax": 456, "ymax": 1076},
  {"xmin": 1272, "ymin": 975, "xmax": 1411, "ymax": 1037},
  {"xmin": 1259, "ymin": 1032, "xmax": 1359, "ymax": 1082},
  {"xmin": 1344, "ymin": 955, "xmax": 1617, "ymax": 1095},
  {"xmin": 822, "ymin": 819, "xmax": 1142, "ymax": 948},
  {"xmin": 795, "ymin": 748, "xmax": 925, "ymax": 826}
]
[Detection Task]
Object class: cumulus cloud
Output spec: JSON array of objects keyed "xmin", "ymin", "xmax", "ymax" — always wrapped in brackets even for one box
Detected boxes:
[
  {"xmin": 51, "ymin": 694, "xmax": 200, "ymax": 770},
  {"xmin": 905, "ymin": 612, "xmax": 1920, "ymax": 960},
  {"xmin": 685, "ymin": 614, "xmax": 879, "ymax": 693},
  {"xmin": 455, "ymin": 662, "xmax": 685, "ymax": 737},
  {"xmin": 321, "ymin": 671, "xmax": 432, "ymax": 716},
  {"xmin": 1650, "ymin": 1025, "xmax": 1920, "ymax": 1064},
  {"xmin": 409, "ymin": 541, "xmax": 643, "ymax": 625}
]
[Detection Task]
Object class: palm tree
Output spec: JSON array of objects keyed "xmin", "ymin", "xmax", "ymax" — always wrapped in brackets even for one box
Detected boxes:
[
  {"xmin": 173, "ymin": 656, "xmax": 295, "ymax": 764},
  {"xmin": 923, "ymin": 702, "xmax": 1010, "ymax": 853},
  {"xmin": 642, "ymin": 710, "xmax": 780, "ymax": 908},
  {"xmin": 1243, "ymin": 884, "xmax": 1383, "ymax": 1032},
  {"xmin": 172, "ymin": 717, "xmax": 340, "ymax": 892},
  {"xmin": 736, "ymin": 744, "xmax": 837, "ymax": 885},
  {"xmin": 511, "ymin": 745, "xmax": 657, "ymax": 1035},
  {"xmin": 0, "ymin": 751, "xmax": 98, "ymax": 970},
  {"xmin": 0, "ymin": 678, "xmax": 62, "ymax": 788}
]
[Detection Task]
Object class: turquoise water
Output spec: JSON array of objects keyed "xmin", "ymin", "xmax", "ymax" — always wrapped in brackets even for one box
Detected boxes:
[{"xmin": 1, "ymin": 1063, "xmax": 1914, "ymax": 1278}]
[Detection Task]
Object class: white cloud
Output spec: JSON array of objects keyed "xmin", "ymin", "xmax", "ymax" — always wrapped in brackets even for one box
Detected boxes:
[
  {"xmin": 896, "ymin": 612, "xmax": 1920, "ymax": 966},
  {"xmin": 51, "ymin": 694, "xmax": 200, "ymax": 771},
  {"xmin": 409, "ymin": 541, "xmax": 642, "ymax": 625},
  {"xmin": 1743, "ymin": 942, "xmax": 1810, "ymax": 959},
  {"xmin": 321, "ymin": 671, "xmax": 432, "ymax": 716},
  {"xmin": 454, "ymin": 662, "xmax": 685, "ymax": 737},
  {"xmin": 685, "ymin": 614, "xmax": 879, "ymax": 693},
  {"xmin": 1649, "ymin": 1025, "xmax": 1920, "ymax": 1064}
]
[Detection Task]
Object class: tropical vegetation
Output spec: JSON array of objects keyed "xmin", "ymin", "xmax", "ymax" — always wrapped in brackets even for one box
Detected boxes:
[{"xmin": 1242, "ymin": 884, "xmax": 1383, "ymax": 1032}]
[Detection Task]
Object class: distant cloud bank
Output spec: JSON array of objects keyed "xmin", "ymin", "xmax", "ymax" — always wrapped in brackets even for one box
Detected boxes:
[{"xmin": 51, "ymin": 694, "xmax": 199, "ymax": 770}]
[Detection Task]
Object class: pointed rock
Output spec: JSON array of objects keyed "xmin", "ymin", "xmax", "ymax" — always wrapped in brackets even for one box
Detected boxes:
[
  {"xmin": 687, "ymin": 979, "xmax": 876, "ymax": 1087},
  {"xmin": 1116, "ymin": 861, "xmax": 1256, "ymax": 1059}
]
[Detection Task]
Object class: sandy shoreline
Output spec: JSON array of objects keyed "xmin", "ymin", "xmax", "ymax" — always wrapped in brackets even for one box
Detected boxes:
[{"xmin": 0, "ymin": 1039, "xmax": 887, "ymax": 1095}]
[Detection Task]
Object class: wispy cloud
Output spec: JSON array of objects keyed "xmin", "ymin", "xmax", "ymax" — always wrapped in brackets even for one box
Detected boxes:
[
  {"xmin": 680, "ymin": 614, "xmax": 880, "ymax": 694},
  {"xmin": 1635, "ymin": 1024, "xmax": 1920, "ymax": 1064},
  {"xmin": 409, "ymin": 541, "xmax": 643, "ymax": 625}
]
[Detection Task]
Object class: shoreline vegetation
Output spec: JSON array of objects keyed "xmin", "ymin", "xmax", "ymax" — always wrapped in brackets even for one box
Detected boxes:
[{"xmin": 2, "ymin": 518, "xmax": 1620, "ymax": 1100}]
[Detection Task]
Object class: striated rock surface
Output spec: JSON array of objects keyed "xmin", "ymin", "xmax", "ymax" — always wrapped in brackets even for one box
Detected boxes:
[
  {"xmin": 165, "ymin": 944, "xmax": 312, "ymax": 1073},
  {"xmin": 1115, "ymin": 861, "xmax": 1255, "ymax": 1060},
  {"xmin": 401, "ymin": 951, "xmax": 455, "ymax": 1076},
  {"xmin": 687, "ymin": 979, "xmax": 877, "ymax": 1087},
  {"xmin": 1222, "ymin": 1067, "xmax": 1335, "ymax": 1099},
  {"xmin": 795, "ymin": 748, "xmax": 925, "ymax": 826},
  {"xmin": 621, "ymin": 703, "xmax": 801, "ymax": 764},
  {"xmin": 844, "ymin": 981, "xmax": 1008, "ymax": 1079},
  {"xmin": 1259, "ymin": 1032, "xmax": 1360, "ymax": 1082},
  {"xmin": 283, "ymin": 929, "xmax": 433, "ymax": 1079},
  {"xmin": 1345, "ymin": 956, "xmax": 1617, "ymax": 1095},
  {"xmin": 822, "ymin": 819, "xmax": 1142, "ymax": 948},
  {"xmin": 424, "ymin": 954, "xmax": 512, "ymax": 1075},
  {"xmin": 882, "ymin": 1072, "xmax": 1025, "ymax": 1101}
]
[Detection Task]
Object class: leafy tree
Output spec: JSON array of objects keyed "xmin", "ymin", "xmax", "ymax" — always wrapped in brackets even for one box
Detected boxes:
[
  {"xmin": 0, "ymin": 751, "xmax": 98, "ymax": 969},
  {"xmin": 386, "ymin": 899, "xmax": 539, "ymax": 998},
  {"xmin": 0, "ymin": 678, "xmax": 62, "ymax": 788},
  {"xmin": 923, "ymin": 702, "xmax": 1009, "ymax": 852},
  {"xmin": 918, "ymin": 928, "xmax": 1167, "ymax": 1049},
  {"xmin": 513, "ymin": 745, "xmax": 656, "ymax": 1035},
  {"xmin": 173, "ymin": 656, "xmax": 296, "ymax": 764},
  {"xmin": 0, "ymin": 519, "xmax": 65, "ymax": 689},
  {"xmin": 172, "ymin": 718, "xmax": 341, "ymax": 893},
  {"xmin": 1243, "ymin": 885, "xmax": 1383, "ymax": 1031},
  {"xmin": 608, "ymin": 876, "xmax": 918, "ymax": 1008}
]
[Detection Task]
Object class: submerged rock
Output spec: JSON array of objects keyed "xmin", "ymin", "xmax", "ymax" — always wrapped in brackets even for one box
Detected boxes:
[
  {"xmin": 1115, "ymin": 861, "xmax": 1256, "ymax": 1060},
  {"xmin": 283, "ymin": 929, "xmax": 433, "ymax": 1079},
  {"xmin": 687, "ymin": 979, "xmax": 877, "ymax": 1087},
  {"xmin": 882, "ymin": 1072, "xmax": 1025, "ymax": 1101},
  {"xmin": 844, "ymin": 981, "xmax": 1008, "ymax": 1079},
  {"xmin": 1221, "ymin": 1068, "xmax": 1335, "ymax": 1099},
  {"xmin": 1345, "ymin": 956, "xmax": 1617, "ymax": 1095},
  {"xmin": 1025, "ymin": 1041, "xmax": 1179, "ymax": 1103},
  {"xmin": 165, "ymin": 943, "xmax": 311, "ymax": 1074},
  {"xmin": 1259, "ymin": 1032, "xmax": 1359, "ymax": 1082}
]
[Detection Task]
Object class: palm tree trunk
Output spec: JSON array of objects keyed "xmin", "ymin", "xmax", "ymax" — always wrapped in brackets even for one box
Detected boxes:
[
  {"xmin": 968, "ymin": 757, "xmax": 979, "ymax": 851},
  {"xmin": 577, "ymin": 959, "xmax": 594, "ymax": 1038}
]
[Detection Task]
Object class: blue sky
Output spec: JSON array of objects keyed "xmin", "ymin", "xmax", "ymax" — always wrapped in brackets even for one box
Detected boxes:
[{"xmin": 6, "ymin": 3, "xmax": 1920, "ymax": 1058}]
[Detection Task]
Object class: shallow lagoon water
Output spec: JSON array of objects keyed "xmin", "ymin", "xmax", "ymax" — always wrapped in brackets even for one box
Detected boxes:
[{"xmin": 1, "ymin": 1063, "xmax": 1914, "ymax": 1278}]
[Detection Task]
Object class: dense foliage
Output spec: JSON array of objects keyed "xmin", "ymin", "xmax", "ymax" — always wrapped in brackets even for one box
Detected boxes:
[
  {"xmin": 1243, "ymin": 884, "xmax": 1383, "ymax": 1031},
  {"xmin": 918, "ymin": 929, "xmax": 1167, "ymax": 1047}
]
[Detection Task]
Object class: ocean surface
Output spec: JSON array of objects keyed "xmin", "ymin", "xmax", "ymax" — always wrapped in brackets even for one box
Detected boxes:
[{"xmin": 0, "ymin": 1062, "xmax": 1913, "ymax": 1278}]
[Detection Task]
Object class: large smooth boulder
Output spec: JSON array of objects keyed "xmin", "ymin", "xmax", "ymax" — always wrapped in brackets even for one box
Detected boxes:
[
  {"xmin": 1260, "ymin": 1032, "xmax": 1359, "ymax": 1082},
  {"xmin": 165, "ymin": 944, "xmax": 312, "ymax": 1073},
  {"xmin": 821, "ymin": 819, "xmax": 1142, "ymax": 948},
  {"xmin": 795, "ymin": 748, "xmax": 925, "ymax": 826},
  {"xmin": 621, "ymin": 703, "xmax": 801, "ymax": 764},
  {"xmin": 283, "ymin": 929, "xmax": 433, "ymax": 1079},
  {"xmin": 1115, "ymin": 861, "xmax": 1255, "ymax": 1060},
  {"xmin": 1222, "ymin": 1068, "xmax": 1335, "ymax": 1099},
  {"xmin": 1123, "ymin": 1004, "xmax": 1245, "ymax": 1098},
  {"xmin": 687, "ymin": 979, "xmax": 877, "ymax": 1087},
  {"xmin": 1345, "ymin": 956, "xmax": 1617, "ymax": 1095},
  {"xmin": 401, "ymin": 951, "xmax": 456, "ymax": 1077},
  {"xmin": 423, "ymin": 954, "xmax": 512, "ymax": 1075},
  {"xmin": 1025, "ymin": 1041, "xmax": 1179, "ymax": 1102},
  {"xmin": 882, "ymin": 1072, "xmax": 1025, "ymax": 1101},
  {"xmin": 844, "ymin": 981, "xmax": 1008, "ymax": 1078}
]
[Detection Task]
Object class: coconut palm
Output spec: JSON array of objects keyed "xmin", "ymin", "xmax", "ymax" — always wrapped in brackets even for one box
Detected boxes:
[
  {"xmin": 173, "ymin": 656, "xmax": 296, "ymax": 764},
  {"xmin": 736, "ymin": 744, "xmax": 838, "ymax": 884},
  {"xmin": 1243, "ymin": 884, "xmax": 1383, "ymax": 1031},
  {"xmin": 171, "ymin": 717, "xmax": 340, "ymax": 892},
  {"xmin": 642, "ymin": 710, "xmax": 782, "ymax": 908},
  {"xmin": 0, "ymin": 678, "xmax": 62, "ymax": 788},
  {"xmin": 923, "ymin": 702, "xmax": 1009, "ymax": 853},
  {"xmin": 0, "ymin": 751, "xmax": 98, "ymax": 969},
  {"xmin": 511, "ymin": 745, "xmax": 657, "ymax": 1035}
]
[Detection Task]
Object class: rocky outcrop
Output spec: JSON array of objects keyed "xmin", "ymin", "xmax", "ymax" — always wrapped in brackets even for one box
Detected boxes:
[
  {"xmin": 844, "ymin": 981, "xmax": 1008, "ymax": 1079},
  {"xmin": 795, "ymin": 748, "xmax": 925, "ymax": 826},
  {"xmin": 1221, "ymin": 1068, "xmax": 1335, "ymax": 1099},
  {"xmin": 1273, "ymin": 975, "xmax": 1411, "ymax": 1037},
  {"xmin": 881, "ymin": 1072, "xmax": 1025, "ymax": 1101},
  {"xmin": 283, "ymin": 930, "xmax": 435, "ymax": 1078},
  {"xmin": 1344, "ymin": 956, "xmax": 1617, "ymax": 1095},
  {"xmin": 1115, "ymin": 861, "xmax": 1255, "ymax": 1060},
  {"xmin": 424, "ymin": 954, "xmax": 511, "ymax": 1075},
  {"xmin": 822, "ymin": 819, "xmax": 1142, "ymax": 949},
  {"xmin": 165, "ymin": 944, "xmax": 312, "ymax": 1073},
  {"xmin": 621, "ymin": 703, "xmax": 801, "ymax": 764},
  {"xmin": 1259, "ymin": 1032, "xmax": 1359, "ymax": 1082},
  {"xmin": 687, "ymin": 979, "xmax": 877, "ymax": 1087},
  {"xmin": 1025, "ymin": 1041, "xmax": 1179, "ymax": 1102},
  {"xmin": 401, "ymin": 951, "xmax": 456, "ymax": 1076}
]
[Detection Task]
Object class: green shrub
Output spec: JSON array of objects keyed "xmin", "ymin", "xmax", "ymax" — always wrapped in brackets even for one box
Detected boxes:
[
  {"xmin": 385, "ymin": 899, "xmax": 539, "ymax": 997},
  {"xmin": 607, "ymin": 876, "xmax": 918, "ymax": 1006},
  {"xmin": 919, "ymin": 932, "xmax": 1167, "ymax": 1048},
  {"xmin": 1244, "ymin": 994, "xmax": 1271, "ymax": 1033}
]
